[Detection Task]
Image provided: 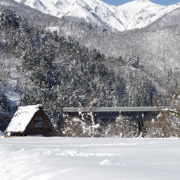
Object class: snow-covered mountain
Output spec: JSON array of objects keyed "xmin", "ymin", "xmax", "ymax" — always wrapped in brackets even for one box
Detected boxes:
[
  {"xmin": 116, "ymin": 0, "xmax": 180, "ymax": 30},
  {"xmin": 148, "ymin": 7, "xmax": 180, "ymax": 28},
  {"xmin": 13, "ymin": 0, "xmax": 180, "ymax": 31}
]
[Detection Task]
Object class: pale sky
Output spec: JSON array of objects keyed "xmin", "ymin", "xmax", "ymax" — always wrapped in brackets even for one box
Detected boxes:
[{"xmin": 102, "ymin": 0, "xmax": 180, "ymax": 6}]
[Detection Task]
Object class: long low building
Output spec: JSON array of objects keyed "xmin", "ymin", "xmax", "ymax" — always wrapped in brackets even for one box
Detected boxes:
[{"xmin": 63, "ymin": 107, "xmax": 169, "ymax": 113}]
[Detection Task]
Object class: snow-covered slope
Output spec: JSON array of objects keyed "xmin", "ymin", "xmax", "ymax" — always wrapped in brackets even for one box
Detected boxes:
[
  {"xmin": 116, "ymin": 0, "xmax": 180, "ymax": 30},
  {"xmin": 13, "ymin": 0, "xmax": 180, "ymax": 31},
  {"xmin": 148, "ymin": 7, "xmax": 180, "ymax": 28}
]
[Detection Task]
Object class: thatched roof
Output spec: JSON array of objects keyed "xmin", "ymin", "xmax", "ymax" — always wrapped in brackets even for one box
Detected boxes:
[{"xmin": 6, "ymin": 104, "xmax": 43, "ymax": 133}]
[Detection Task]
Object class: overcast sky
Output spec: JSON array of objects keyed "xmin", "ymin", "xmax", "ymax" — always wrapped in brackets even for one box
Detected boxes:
[{"xmin": 102, "ymin": 0, "xmax": 180, "ymax": 6}]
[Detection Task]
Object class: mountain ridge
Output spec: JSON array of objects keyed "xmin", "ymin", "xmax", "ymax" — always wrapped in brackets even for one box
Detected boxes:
[{"xmin": 13, "ymin": 0, "xmax": 180, "ymax": 31}]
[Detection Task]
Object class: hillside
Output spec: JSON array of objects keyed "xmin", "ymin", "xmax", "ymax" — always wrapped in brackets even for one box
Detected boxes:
[
  {"xmin": 0, "ymin": 8, "xmax": 159, "ymax": 132},
  {"xmin": 4, "ymin": 0, "xmax": 179, "ymax": 96},
  {"xmin": 148, "ymin": 7, "xmax": 180, "ymax": 28},
  {"xmin": 72, "ymin": 23, "xmax": 180, "ymax": 96}
]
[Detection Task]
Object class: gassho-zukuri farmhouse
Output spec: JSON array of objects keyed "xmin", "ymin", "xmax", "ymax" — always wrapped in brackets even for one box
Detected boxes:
[{"xmin": 5, "ymin": 104, "xmax": 57, "ymax": 137}]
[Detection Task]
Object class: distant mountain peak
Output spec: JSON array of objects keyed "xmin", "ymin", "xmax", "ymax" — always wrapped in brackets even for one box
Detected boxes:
[{"xmin": 12, "ymin": 0, "xmax": 180, "ymax": 31}]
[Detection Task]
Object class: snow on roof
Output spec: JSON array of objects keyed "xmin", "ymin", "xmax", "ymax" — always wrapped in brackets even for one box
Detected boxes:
[{"xmin": 6, "ymin": 105, "xmax": 43, "ymax": 133}]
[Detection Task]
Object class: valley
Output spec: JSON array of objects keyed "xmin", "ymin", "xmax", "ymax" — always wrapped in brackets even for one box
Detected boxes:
[{"xmin": 0, "ymin": 0, "xmax": 180, "ymax": 137}]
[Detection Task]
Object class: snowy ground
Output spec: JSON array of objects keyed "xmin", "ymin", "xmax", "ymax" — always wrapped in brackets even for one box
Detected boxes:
[{"xmin": 0, "ymin": 137, "xmax": 180, "ymax": 180}]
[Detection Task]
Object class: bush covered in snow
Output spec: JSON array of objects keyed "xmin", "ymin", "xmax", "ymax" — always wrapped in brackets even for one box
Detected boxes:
[
  {"xmin": 144, "ymin": 94, "xmax": 180, "ymax": 138},
  {"xmin": 61, "ymin": 112, "xmax": 140, "ymax": 137}
]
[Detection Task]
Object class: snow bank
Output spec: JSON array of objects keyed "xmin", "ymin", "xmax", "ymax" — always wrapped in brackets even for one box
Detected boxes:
[{"xmin": 6, "ymin": 104, "xmax": 42, "ymax": 133}]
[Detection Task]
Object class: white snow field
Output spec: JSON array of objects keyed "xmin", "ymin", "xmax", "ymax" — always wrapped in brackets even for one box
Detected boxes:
[{"xmin": 0, "ymin": 137, "xmax": 180, "ymax": 180}]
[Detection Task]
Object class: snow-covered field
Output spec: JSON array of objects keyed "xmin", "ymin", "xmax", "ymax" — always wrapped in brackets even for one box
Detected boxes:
[{"xmin": 0, "ymin": 137, "xmax": 180, "ymax": 180}]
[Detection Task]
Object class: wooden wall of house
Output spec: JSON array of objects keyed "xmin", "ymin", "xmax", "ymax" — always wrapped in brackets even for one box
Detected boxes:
[{"xmin": 25, "ymin": 110, "xmax": 57, "ymax": 136}]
